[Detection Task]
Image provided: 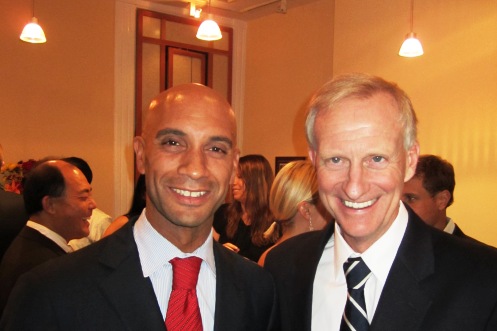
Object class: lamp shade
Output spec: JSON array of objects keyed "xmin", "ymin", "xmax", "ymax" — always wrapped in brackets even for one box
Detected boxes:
[
  {"xmin": 399, "ymin": 32, "xmax": 423, "ymax": 57},
  {"xmin": 20, "ymin": 17, "xmax": 46, "ymax": 43},
  {"xmin": 196, "ymin": 19, "xmax": 222, "ymax": 41}
]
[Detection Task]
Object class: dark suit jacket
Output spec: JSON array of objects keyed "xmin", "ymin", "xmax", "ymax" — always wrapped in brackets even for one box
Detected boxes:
[
  {"xmin": 452, "ymin": 223, "xmax": 465, "ymax": 237},
  {"xmin": 0, "ymin": 190, "xmax": 28, "ymax": 261},
  {"xmin": 264, "ymin": 205, "xmax": 497, "ymax": 331},
  {"xmin": 0, "ymin": 218, "xmax": 277, "ymax": 331},
  {"xmin": 0, "ymin": 226, "xmax": 67, "ymax": 315}
]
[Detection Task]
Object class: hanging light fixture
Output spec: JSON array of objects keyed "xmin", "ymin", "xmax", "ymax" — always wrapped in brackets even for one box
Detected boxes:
[
  {"xmin": 399, "ymin": 0, "xmax": 422, "ymax": 57},
  {"xmin": 196, "ymin": 0, "xmax": 222, "ymax": 41},
  {"xmin": 20, "ymin": 0, "xmax": 46, "ymax": 43}
]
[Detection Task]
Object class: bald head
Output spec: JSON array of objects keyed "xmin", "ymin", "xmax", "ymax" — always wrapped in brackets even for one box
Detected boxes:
[
  {"xmin": 23, "ymin": 160, "xmax": 95, "ymax": 241},
  {"xmin": 143, "ymin": 84, "xmax": 237, "ymax": 142}
]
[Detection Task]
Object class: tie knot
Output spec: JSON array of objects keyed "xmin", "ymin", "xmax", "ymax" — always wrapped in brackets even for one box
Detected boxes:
[
  {"xmin": 343, "ymin": 257, "xmax": 371, "ymax": 290},
  {"xmin": 170, "ymin": 256, "xmax": 202, "ymax": 290}
]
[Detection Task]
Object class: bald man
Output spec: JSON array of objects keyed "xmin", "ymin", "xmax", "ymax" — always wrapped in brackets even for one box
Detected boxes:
[
  {"xmin": 0, "ymin": 160, "xmax": 95, "ymax": 315},
  {"xmin": 1, "ymin": 85, "xmax": 276, "ymax": 330}
]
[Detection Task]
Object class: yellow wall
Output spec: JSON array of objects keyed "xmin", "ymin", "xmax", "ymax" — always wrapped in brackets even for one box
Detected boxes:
[
  {"xmin": 244, "ymin": 0, "xmax": 334, "ymax": 160},
  {"xmin": 0, "ymin": 0, "xmax": 116, "ymax": 216},
  {"xmin": 245, "ymin": 0, "xmax": 497, "ymax": 246}
]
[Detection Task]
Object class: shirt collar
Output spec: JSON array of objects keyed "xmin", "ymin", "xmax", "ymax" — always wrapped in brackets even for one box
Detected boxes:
[
  {"xmin": 26, "ymin": 220, "xmax": 73, "ymax": 253},
  {"xmin": 133, "ymin": 210, "xmax": 216, "ymax": 278},
  {"xmin": 444, "ymin": 217, "xmax": 455, "ymax": 234},
  {"xmin": 333, "ymin": 202, "xmax": 409, "ymax": 284}
]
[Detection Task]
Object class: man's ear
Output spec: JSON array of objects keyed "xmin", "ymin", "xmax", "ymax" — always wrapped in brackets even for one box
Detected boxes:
[
  {"xmin": 308, "ymin": 148, "xmax": 317, "ymax": 166},
  {"xmin": 435, "ymin": 190, "xmax": 451, "ymax": 210},
  {"xmin": 404, "ymin": 142, "xmax": 420, "ymax": 182},
  {"xmin": 42, "ymin": 196, "xmax": 56, "ymax": 215},
  {"xmin": 133, "ymin": 136, "xmax": 146, "ymax": 175}
]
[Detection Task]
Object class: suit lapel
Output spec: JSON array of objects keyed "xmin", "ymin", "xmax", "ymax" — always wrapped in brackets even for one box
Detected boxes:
[
  {"xmin": 370, "ymin": 208, "xmax": 434, "ymax": 331},
  {"xmin": 212, "ymin": 242, "xmax": 247, "ymax": 330},
  {"xmin": 95, "ymin": 221, "xmax": 165, "ymax": 331}
]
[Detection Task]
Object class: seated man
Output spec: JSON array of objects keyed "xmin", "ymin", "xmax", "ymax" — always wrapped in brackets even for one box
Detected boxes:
[
  {"xmin": 402, "ymin": 154, "xmax": 464, "ymax": 236},
  {"xmin": 0, "ymin": 160, "xmax": 96, "ymax": 314}
]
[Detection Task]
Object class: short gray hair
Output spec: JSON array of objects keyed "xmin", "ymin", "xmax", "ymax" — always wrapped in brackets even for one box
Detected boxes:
[{"xmin": 305, "ymin": 73, "xmax": 418, "ymax": 151}]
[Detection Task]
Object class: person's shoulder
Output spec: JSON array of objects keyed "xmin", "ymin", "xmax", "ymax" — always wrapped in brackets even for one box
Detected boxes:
[
  {"xmin": 214, "ymin": 241, "xmax": 272, "ymax": 279},
  {"xmin": 430, "ymin": 225, "xmax": 497, "ymax": 270},
  {"xmin": 271, "ymin": 226, "xmax": 330, "ymax": 257},
  {"xmin": 213, "ymin": 203, "xmax": 229, "ymax": 229},
  {"xmin": 214, "ymin": 203, "xmax": 229, "ymax": 217}
]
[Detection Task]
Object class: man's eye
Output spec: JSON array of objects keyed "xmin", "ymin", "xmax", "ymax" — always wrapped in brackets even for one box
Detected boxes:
[
  {"xmin": 372, "ymin": 156, "xmax": 384, "ymax": 162},
  {"xmin": 210, "ymin": 146, "xmax": 227, "ymax": 154},
  {"xmin": 323, "ymin": 157, "xmax": 344, "ymax": 169},
  {"xmin": 162, "ymin": 139, "xmax": 179, "ymax": 146}
]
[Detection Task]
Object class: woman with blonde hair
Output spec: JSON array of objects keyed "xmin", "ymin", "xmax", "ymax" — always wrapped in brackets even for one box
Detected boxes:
[{"xmin": 258, "ymin": 160, "xmax": 332, "ymax": 266}]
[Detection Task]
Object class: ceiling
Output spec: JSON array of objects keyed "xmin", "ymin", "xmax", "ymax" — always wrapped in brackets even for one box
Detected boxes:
[{"xmin": 147, "ymin": 0, "xmax": 319, "ymax": 20}]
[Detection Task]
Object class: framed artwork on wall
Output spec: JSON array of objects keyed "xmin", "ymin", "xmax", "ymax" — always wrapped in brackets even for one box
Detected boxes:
[{"xmin": 275, "ymin": 156, "xmax": 307, "ymax": 175}]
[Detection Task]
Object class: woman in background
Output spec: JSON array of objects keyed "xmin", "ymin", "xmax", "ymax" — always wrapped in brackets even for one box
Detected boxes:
[
  {"xmin": 103, "ymin": 174, "xmax": 146, "ymax": 237},
  {"xmin": 258, "ymin": 160, "xmax": 332, "ymax": 266},
  {"xmin": 213, "ymin": 154, "xmax": 276, "ymax": 262}
]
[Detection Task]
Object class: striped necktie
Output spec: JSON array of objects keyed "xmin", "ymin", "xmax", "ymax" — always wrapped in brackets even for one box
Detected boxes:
[{"xmin": 340, "ymin": 257, "xmax": 371, "ymax": 331}]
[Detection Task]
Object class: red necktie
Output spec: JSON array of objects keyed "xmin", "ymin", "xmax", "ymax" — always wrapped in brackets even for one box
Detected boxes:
[{"xmin": 165, "ymin": 257, "xmax": 203, "ymax": 331}]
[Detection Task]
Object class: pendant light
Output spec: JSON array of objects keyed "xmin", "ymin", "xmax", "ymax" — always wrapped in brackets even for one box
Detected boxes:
[
  {"xmin": 399, "ymin": 0, "xmax": 422, "ymax": 57},
  {"xmin": 20, "ymin": 0, "xmax": 46, "ymax": 43},
  {"xmin": 196, "ymin": 0, "xmax": 222, "ymax": 41}
]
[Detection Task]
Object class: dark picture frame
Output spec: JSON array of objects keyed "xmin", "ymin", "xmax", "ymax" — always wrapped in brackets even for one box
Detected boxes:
[{"xmin": 275, "ymin": 156, "xmax": 307, "ymax": 175}]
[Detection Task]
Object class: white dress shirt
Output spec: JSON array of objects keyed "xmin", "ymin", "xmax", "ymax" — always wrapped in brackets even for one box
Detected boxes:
[
  {"xmin": 134, "ymin": 210, "xmax": 217, "ymax": 330},
  {"xmin": 26, "ymin": 220, "xmax": 73, "ymax": 253},
  {"xmin": 69, "ymin": 208, "xmax": 113, "ymax": 250},
  {"xmin": 312, "ymin": 202, "xmax": 409, "ymax": 331}
]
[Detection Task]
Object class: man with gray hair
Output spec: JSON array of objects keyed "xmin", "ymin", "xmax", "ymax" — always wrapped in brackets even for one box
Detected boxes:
[{"xmin": 265, "ymin": 73, "xmax": 497, "ymax": 330}]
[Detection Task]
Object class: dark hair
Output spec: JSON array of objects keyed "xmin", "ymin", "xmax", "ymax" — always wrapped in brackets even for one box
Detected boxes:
[
  {"xmin": 415, "ymin": 154, "xmax": 455, "ymax": 207},
  {"xmin": 126, "ymin": 174, "xmax": 146, "ymax": 218},
  {"xmin": 226, "ymin": 154, "xmax": 275, "ymax": 246},
  {"xmin": 23, "ymin": 162, "xmax": 66, "ymax": 216},
  {"xmin": 62, "ymin": 156, "xmax": 93, "ymax": 184}
]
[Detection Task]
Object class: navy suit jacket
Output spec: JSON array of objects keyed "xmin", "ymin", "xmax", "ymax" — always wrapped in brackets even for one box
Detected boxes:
[
  {"xmin": 264, "ymin": 204, "xmax": 497, "ymax": 331},
  {"xmin": 0, "ymin": 218, "xmax": 277, "ymax": 331},
  {"xmin": 0, "ymin": 226, "xmax": 66, "ymax": 315}
]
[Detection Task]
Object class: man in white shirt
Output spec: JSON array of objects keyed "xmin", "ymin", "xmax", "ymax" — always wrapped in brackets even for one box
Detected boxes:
[
  {"xmin": 402, "ymin": 154, "xmax": 465, "ymax": 237},
  {"xmin": 0, "ymin": 160, "xmax": 95, "ymax": 315},
  {"xmin": 1, "ymin": 84, "xmax": 276, "ymax": 330},
  {"xmin": 62, "ymin": 156, "xmax": 113, "ymax": 250},
  {"xmin": 264, "ymin": 73, "xmax": 497, "ymax": 331}
]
